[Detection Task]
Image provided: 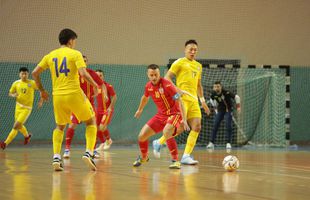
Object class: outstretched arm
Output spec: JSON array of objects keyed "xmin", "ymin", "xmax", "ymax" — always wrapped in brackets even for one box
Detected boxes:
[
  {"xmin": 78, "ymin": 67, "xmax": 99, "ymax": 96},
  {"xmin": 134, "ymin": 95, "xmax": 149, "ymax": 119},
  {"xmin": 32, "ymin": 66, "xmax": 49, "ymax": 106}
]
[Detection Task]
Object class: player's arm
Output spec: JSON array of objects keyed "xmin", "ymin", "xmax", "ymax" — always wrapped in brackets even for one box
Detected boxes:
[
  {"xmin": 165, "ymin": 70, "xmax": 184, "ymax": 95},
  {"xmin": 108, "ymin": 94, "xmax": 117, "ymax": 112},
  {"xmin": 197, "ymin": 79, "xmax": 210, "ymax": 115},
  {"xmin": 79, "ymin": 67, "xmax": 99, "ymax": 96},
  {"xmin": 8, "ymin": 83, "xmax": 18, "ymax": 98},
  {"xmin": 32, "ymin": 66, "xmax": 49, "ymax": 104},
  {"xmin": 134, "ymin": 95, "xmax": 149, "ymax": 119}
]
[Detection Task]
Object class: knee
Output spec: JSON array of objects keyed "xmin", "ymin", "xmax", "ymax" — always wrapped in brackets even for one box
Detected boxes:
[
  {"xmin": 14, "ymin": 122, "xmax": 22, "ymax": 129},
  {"xmin": 192, "ymin": 123, "xmax": 201, "ymax": 132}
]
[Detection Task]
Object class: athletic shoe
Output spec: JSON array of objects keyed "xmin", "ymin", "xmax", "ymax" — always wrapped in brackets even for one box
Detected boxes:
[
  {"xmin": 63, "ymin": 149, "xmax": 70, "ymax": 159},
  {"xmin": 82, "ymin": 152, "xmax": 97, "ymax": 171},
  {"xmin": 181, "ymin": 155, "xmax": 199, "ymax": 165},
  {"xmin": 103, "ymin": 138, "xmax": 113, "ymax": 150},
  {"xmin": 152, "ymin": 139, "xmax": 162, "ymax": 158},
  {"xmin": 133, "ymin": 155, "xmax": 149, "ymax": 167},
  {"xmin": 206, "ymin": 142, "xmax": 214, "ymax": 149},
  {"xmin": 226, "ymin": 143, "xmax": 232, "ymax": 149},
  {"xmin": 169, "ymin": 160, "xmax": 181, "ymax": 169},
  {"xmin": 0, "ymin": 141, "xmax": 6, "ymax": 150},
  {"xmin": 52, "ymin": 157, "xmax": 64, "ymax": 171},
  {"xmin": 94, "ymin": 150, "xmax": 100, "ymax": 159},
  {"xmin": 95, "ymin": 143, "xmax": 105, "ymax": 151},
  {"xmin": 24, "ymin": 134, "xmax": 32, "ymax": 145}
]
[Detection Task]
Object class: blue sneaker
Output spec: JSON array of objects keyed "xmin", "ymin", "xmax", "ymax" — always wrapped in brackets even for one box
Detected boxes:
[
  {"xmin": 152, "ymin": 139, "xmax": 162, "ymax": 158},
  {"xmin": 180, "ymin": 155, "xmax": 199, "ymax": 165}
]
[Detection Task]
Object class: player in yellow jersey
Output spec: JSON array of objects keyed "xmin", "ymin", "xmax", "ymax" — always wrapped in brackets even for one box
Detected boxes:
[
  {"xmin": 154, "ymin": 40, "xmax": 210, "ymax": 165},
  {"xmin": 32, "ymin": 28, "xmax": 98, "ymax": 171},
  {"xmin": 0, "ymin": 67, "xmax": 37, "ymax": 150}
]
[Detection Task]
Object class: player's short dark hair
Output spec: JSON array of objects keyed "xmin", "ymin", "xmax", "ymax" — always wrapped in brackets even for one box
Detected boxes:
[
  {"xmin": 214, "ymin": 81, "xmax": 222, "ymax": 85},
  {"xmin": 19, "ymin": 67, "xmax": 29, "ymax": 72},
  {"xmin": 96, "ymin": 69, "xmax": 104, "ymax": 75},
  {"xmin": 185, "ymin": 39, "xmax": 198, "ymax": 47},
  {"xmin": 59, "ymin": 28, "xmax": 78, "ymax": 45},
  {"xmin": 147, "ymin": 64, "xmax": 159, "ymax": 70}
]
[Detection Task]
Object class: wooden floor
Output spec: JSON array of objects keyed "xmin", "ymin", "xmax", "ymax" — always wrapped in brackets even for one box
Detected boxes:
[{"xmin": 0, "ymin": 145, "xmax": 309, "ymax": 200}]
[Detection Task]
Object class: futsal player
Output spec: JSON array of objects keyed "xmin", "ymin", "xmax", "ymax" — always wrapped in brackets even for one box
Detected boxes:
[
  {"xmin": 206, "ymin": 81, "xmax": 241, "ymax": 149},
  {"xmin": 153, "ymin": 40, "xmax": 210, "ymax": 165},
  {"xmin": 95, "ymin": 69, "xmax": 117, "ymax": 151},
  {"xmin": 63, "ymin": 55, "xmax": 105, "ymax": 159},
  {"xmin": 0, "ymin": 67, "xmax": 37, "ymax": 150},
  {"xmin": 133, "ymin": 64, "xmax": 190, "ymax": 169},
  {"xmin": 32, "ymin": 28, "xmax": 98, "ymax": 171}
]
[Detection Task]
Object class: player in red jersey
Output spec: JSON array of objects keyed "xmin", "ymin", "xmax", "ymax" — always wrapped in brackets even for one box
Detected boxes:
[
  {"xmin": 133, "ymin": 64, "xmax": 190, "ymax": 169},
  {"xmin": 95, "ymin": 69, "xmax": 117, "ymax": 151},
  {"xmin": 63, "ymin": 55, "xmax": 105, "ymax": 158}
]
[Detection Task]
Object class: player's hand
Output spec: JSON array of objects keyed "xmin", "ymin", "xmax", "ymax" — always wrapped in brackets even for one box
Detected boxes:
[
  {"xmin": 37, "ymin": 98, "xmax": 44, "ymax": 109},
  {"xmin": 201, "ymin": 102, "xmax": 210, "ymax": 116},
  {"xmin": 10, "ymin": 93, "xmax": 18, "ymax": 98},
  {"xmin": 183, "ymin": 120, "xmax": 190, "ymax": 131},
  {"xmin": 134, "ymin": 110, "xmax": 143, "ymax": 119},
  {"xmin": 236, "ymin": 107, "xmax": 241, "ymax": 114},
  {"xmin": 40, "ymin": 90, "xmax": 49, "ymax": 101},
  {"xmin": 93, "ymin": 86, "xmax": 99, "ymax": 97}
]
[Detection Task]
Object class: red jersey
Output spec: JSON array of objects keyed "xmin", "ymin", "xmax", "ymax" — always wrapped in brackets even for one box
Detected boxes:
[
  {"xmin": 144, "ymin": 78, "xmax": 181, "ymax": 116},
  {"xmin": 96, "ymin": 81, "xmax": 116, "ymax": 114},
  {"xmin": 79, "ymin": 68, "xmax": 103, "ymax": 104}
]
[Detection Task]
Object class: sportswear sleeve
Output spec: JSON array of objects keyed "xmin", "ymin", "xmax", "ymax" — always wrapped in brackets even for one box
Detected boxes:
[
  {"xmin": 144, "ymin": 85, "xmax": 149, "ymax": 97},
  {"xmin": 164, "ymin": 82, "xmax": 180, "ymax": 100},
  {"xmin": 9, "ymin": 82, "xmax": 16, "ymax": 94},
  {"xmin": 169, "ymin": 60, "xmax": 180, "ymax": 76},
  {"xmin": 75, "ymin": 51, "xmax": 86, "ymax": 69},
  {"xmin": 37, "ymin": 55, "xmax": 49, "ymax": 70},
  {"xmin": 107, "ymin": 84, "xmax": 116, "ymax": 96}
]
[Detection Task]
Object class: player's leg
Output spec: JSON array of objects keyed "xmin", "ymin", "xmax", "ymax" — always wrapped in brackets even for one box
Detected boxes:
[
  {"xmin": 72, "ymin": 92, "xmax": 97, "ymax": 171},
  {"xmin": 52, "ymin": 95, "xmax": 72, "ymax": 171},
  {"xmin": 224, "ymin": 112, "xmax": 233, "ymax": 149},
  {"xmin": 181, "ymin": 101, "xmax": 202, "ymax": 165},
  {"xmin": 133, "ymin": 124, "xmax": 156, "ymax": 167},
  {"xmin": 163, "ymin": 121, "xmax": 181, "ymax": 169},
  {"xmin": 101, "ymin": 111, "xmax": 114, "ymax": 150},
  {"xmin": 63, "ymin": 120, "xmax": 78, "ymax": 159},
  {"xmin": 207, "ymin": 111, "xmax": 225, "ymax": 148},
  {"xmin": 95, "ymin": 112, "xmax": 106, "ymax": 151}
]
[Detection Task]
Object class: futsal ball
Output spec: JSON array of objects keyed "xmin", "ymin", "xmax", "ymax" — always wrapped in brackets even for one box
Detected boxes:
[{"xmin": 222, "ymin": 155, "xmax": 239, "ymax": 172}]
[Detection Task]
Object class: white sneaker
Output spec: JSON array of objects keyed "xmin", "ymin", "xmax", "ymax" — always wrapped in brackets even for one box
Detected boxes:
[
  {"xmin": 63, "ymin": 149, "xmax": 70, "ymax": 159},
  {"xmin": 96, "ymin": 143, "xmax": 105, "ymax": 151},
  {"xmin": 103, "ymin": 138, "xmax": 113, "ymax": 150},
  {"xmin": 206, "ymin": 142, "xmax": 214, "ymax": 149},
  {"xmin": 180, "ymin": 155, "xmax": 199, "ymax": 165},
  {"xmin": 226, "ymin": 143, "xmax": 232, "ymax": 149}
]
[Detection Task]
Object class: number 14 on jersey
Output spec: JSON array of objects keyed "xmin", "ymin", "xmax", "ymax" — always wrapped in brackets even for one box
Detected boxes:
[{"xmin": 53, "ymin": 57, "xmax": 70, "ymax": 77}]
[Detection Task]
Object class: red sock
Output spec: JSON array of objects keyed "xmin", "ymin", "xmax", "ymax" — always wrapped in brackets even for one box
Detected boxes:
[
  {"xmin": 97, "ymin": 130, "xmax": 106, "ymax": 143},
  {"xmin": 138, "ymin": 140, "xmax": 149, "ymax": 159},
  {"xmin": 103, "ymin": 129, "xmax": 111, "ymax": 140},
  {"xmin": 166, "ymin": 137, "xmax": 178, "ymax": 161},
  {"xmin": 65, "ymin": 128, "xmax": 75, "ymax": 150}
]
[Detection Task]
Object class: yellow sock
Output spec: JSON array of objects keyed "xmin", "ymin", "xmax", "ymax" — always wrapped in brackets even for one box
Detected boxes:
[
  {"xmin": 19, "ymin": 125, "xmax": 29, "ymax": 137},
  {"xmin": 158, "ymin": 136, "xmax": 166, "ymax": 145},
  {"xmin": 53, "ymin": 129, "xmax": 64, "ymax": 155},
  {"xmin": 85, "ymin": 125, "xmax": 97, "ymax": 154},
  {"xmin": 4, "ymin": 129, "xmax": 18, "ymax": 145},
  {"xmin": 184, "ymin": 130, "xmax": 199, "ymax": 155}
]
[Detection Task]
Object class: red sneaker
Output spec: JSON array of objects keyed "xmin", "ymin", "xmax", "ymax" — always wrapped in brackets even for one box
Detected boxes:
[
  {"xmin": 24, "ymin": 134, "xmax": 32, "ymax": 145},
  {"xmin": 0, "ymin": 141, "xmax": 6, "ymax": 150}
]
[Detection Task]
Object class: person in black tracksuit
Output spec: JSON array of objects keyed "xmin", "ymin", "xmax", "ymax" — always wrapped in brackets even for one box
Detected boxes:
[{"xmin": 207, "ymin": 81, "xmax": 241, "ymax": 149}]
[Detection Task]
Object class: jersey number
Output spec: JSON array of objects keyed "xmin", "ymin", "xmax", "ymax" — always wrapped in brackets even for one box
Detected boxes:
[{"xmin": 53, "ymin": 57, "xmax": 70, "ymax": 77}]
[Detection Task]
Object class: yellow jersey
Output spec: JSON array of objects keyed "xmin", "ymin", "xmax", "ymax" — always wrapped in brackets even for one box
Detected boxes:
[
  {"xmin": 38, "ymin": 47, "xmax": 86, "ymax": 95},
  {"xmin": 169, "ymin": 57, "xmax": 202, "ymax": 101},
  {"xmin": 9, "ymin": 79, "xmax": 37, "ymax": 109}
]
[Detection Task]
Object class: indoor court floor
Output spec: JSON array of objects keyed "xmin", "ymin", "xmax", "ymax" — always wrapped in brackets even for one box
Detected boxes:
[{"xmin": 0, "ymin": 145, "xmax": 309, "ymax": 200}]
